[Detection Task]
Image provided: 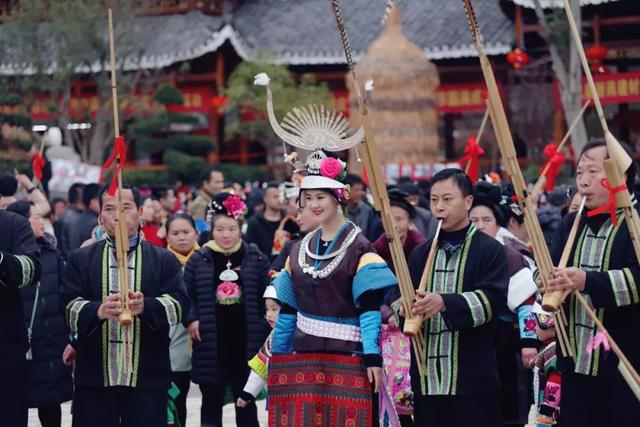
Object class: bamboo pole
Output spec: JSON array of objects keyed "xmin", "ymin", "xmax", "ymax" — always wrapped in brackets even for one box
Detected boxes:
[
  {"xmin": 462, "ymin": 0, "xmax": 557, "ymax": 310},
  {"xmin": 328, "ymin": 0, "xmax": 426, "ymax": 375},
  {"xmin": 542, "ymin": 197, "xmax": 585, "ymax": 312},
  {"xmin": 108, "ymin": 9, "xmax": 132, "ymax": 327},
  {"xmin": 403, "ymin": 221, "xmax": 442, "ymax": 337},
  {"xmin": 531, "ymin": 99, "xmax": 591, "ymax": 200},
  {"xmin": 602, "ymin": 160, "xmax": 640, "ymax": 263},
  {"xmin": 562, "ymin": 0, "xmax": 632, "ymax": 183}
]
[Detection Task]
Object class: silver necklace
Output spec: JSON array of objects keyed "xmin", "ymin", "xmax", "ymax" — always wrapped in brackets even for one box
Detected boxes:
[
  {"xmin": 304, "ymin": 223, "xmax": 360, "ymax": 261},
  {"xmin": 299, "ymin": 223, "xmax": 360, "ymax": 279}
]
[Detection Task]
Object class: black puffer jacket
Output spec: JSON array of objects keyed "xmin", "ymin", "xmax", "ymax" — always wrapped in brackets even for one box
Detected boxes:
[
  {"xmin": 184, "ymin": 241, "xmax": 271, "ymax": 384},
  {"xmin": 20, "ymin": 235, "xmax": 72, "ymax": 407}
]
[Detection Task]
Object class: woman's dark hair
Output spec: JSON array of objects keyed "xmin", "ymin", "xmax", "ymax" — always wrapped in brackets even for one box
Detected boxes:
[
  {"xmin": 166, "ymin": 213, "xmax": 196, "ymax": 232},
  {"xmin": 0, "ymin": 173, "xmax": 18, "ymax": 197},
  {"xmin": 472, "ymin": 182, "xmax": 507, "ymax": 227},
  {"xmin": 578, "ymin": 138, "xmax": 637, "ymax": 190},
  {"xmin": 6, "ymin": 200, "xmax": 33, "ymax": 219},
  {"xmin": 431, "ymin": 168, "xmax": 473, "ymax": 197}
]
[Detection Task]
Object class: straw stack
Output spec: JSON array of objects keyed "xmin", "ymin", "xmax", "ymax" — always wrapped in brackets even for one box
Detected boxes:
[{"xmin": 346, "ymin": 2, "xmax": 439, "ymax": 169}]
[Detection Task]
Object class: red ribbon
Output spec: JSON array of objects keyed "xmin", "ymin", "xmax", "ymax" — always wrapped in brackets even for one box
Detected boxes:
[
  {"xmin": 32, "ymin": 152, "xmax": 46, "ymax": 181},
  {"xmin": 586, "ymin": 178, "xmax": 626, "ymax": 226},
  {"xmin": 459, "ymin": 136, "xmax": 484, "ymax": 182},
  {"xmin": 102, "ymin": 136, "xmax": 127, "ymax": 196},
  {"xmin": 540, "ymin": 143, "xmax": 566, "ymax": 192}
]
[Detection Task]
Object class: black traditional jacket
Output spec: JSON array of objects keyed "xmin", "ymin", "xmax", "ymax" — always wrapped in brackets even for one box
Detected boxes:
[
  {"xmin": 0, "ymin": 211, "xmax": 41, "ymax": 367},
  {"xmin": 408, "ymin": 224, "xmax": 509, "ymax": 396},
  {"xmin": 550, "ymin": 207, "xmax": 640, "ymax": 379},
  {"xmin": 60, "ymin": 238, "xmax": 190, "ymax": 391}
]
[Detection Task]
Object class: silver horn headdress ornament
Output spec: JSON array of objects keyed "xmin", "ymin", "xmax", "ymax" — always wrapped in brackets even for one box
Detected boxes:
[{"xmin": 253, "ymin": 72, "xmax": 364, "ymax": 154}]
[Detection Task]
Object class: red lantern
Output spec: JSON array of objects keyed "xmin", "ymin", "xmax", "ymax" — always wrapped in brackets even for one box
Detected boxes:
[
  {"xmin": 586, "ymin": 43, "xmax": 609, "ymax": 75},
  {"xmin": 506, "ymin": 48, "xmax": 530, "ymax": 70},
  {"xmin": 586, "ymin": 43, "xmax": 608, "ymax": 63}
]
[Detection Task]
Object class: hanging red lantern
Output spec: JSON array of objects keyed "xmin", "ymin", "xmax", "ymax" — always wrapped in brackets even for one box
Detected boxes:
[
  {"xmin": 586, "ymin": 43, "xmax": 609, "ymax": 75},
  {"xmin": 586, "ymin": 43, "xmax": 608, "ymax": 63},
  {"xmin": 506, "ymin": 48, "xmax": 530, "ymax": 70}
]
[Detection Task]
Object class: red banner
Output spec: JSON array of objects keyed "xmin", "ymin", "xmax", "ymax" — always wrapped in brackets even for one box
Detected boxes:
[
  {"xmin": 436, "ymin": 83, "xmax": 490, "ymax": 113},
  {"xmin": 553, "ymin": 71, "xmax": 640, "ymax": 108},
  {"xmin": 0, "ymin": 85, "xmax": 214, "ymax": 122}
]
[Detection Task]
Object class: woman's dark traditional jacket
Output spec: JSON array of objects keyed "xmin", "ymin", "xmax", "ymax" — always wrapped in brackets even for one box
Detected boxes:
[
  {"xmin": 21, "ymin": 235, "xmax": 73, "ymax": 406},
  {"xmin": 183, "ymin": 241, "xmax": 271, "ymax": 384},
  {"xmin": 272, "ymin": 222, "xmax": 397, "ymax": 366},
  {"xmin": 60, "ymin": 238, "xmax": 190, "ymax": 391}
]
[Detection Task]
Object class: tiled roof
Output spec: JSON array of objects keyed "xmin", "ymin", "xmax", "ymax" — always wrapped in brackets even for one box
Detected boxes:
[
  {"xmin": 0, "ymin": 0, "xmax": 515, "ymax": 74},
  {"xmin": 508, "ymin": 0, "xmax": 618, "ymax": 8},
  {"xmin": 232, "ymin": 0, "xmax": 513, "ymax": 63}
]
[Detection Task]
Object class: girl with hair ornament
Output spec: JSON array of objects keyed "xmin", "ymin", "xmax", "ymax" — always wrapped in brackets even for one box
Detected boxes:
[{"xmin": 255, "ymin": 72, "xmax": 398, "ymax": 426}]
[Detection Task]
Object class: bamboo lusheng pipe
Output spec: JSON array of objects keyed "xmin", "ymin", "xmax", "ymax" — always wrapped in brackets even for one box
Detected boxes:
[
  {"xmin": 108, "ymin": 9, "xmax": 132, "ymax": 327},
  {"xmin": 602, "ymin": 159, "xmax": 640, "ymax": 274},
  {"xmin": 542, "ymin": 197, "xmax": 586, "ymax": 312},
  {"xmin": 531, "ymin": 99, "xmax": 591, "ymax": 200},
  {"xmin": 328, "ymin": 0, "xmax": 427, "ymax": 375},
  {"xmin": 463, "ymin": 0, "xmax": 557, "ymax": 310},
  {"xmin": 403, "ymin": 220, "xmax": 443, "ymax": 338},
  {"xmin": 465, "ymin": 104, "xmax": 490, "ymax": 175}
]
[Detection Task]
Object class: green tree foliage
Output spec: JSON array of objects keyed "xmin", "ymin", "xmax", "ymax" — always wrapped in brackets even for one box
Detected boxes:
[
  {"xmin": 223, "ymin": 60, "xmax": 333, "ymax": 141},
  {"xmin": 130, "ymin": 84, "xmax": 215, "ymax": 183},
  {"xmin": 0, "ymin": 0, "xmax": 142, "ymax": 165}
]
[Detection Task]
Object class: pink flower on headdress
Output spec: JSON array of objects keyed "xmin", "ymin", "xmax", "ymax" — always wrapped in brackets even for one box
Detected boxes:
[
  {"xmin": 320, "ymin": 157, "xmax": 343, "ymax": 179},
  {"xmin": 222, "ymin": 195, "xmax": 247, "ymax": 220}
]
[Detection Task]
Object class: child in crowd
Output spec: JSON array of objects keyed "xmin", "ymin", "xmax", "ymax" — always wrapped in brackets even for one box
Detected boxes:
[
  {"xmin": 532, "ymin": 302, "xmax": 561, "ymax": 427},
  {"xmin": 236, "ymin": 285, "xmax": 281, "ymax": 408}
]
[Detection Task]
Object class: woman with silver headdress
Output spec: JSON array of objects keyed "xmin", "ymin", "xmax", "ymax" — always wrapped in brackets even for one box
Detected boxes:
[{"xmin": 255, "ymin": 73, "xmax": 397, "ymax": 426}]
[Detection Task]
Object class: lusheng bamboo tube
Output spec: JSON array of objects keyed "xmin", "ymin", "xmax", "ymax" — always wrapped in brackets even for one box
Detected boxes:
[
  {"xmin": 403, "ymin": 220, "xmax": 443, "ymax": 337},
  {"xmin": 108, "ymin": 9, "xmax": 132, "ymax": 326}
]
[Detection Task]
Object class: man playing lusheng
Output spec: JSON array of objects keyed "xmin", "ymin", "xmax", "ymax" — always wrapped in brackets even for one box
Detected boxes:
[
  {"xmin": 546, "ymin": 140, "xmax": 640, "ymax": 427},
  {"xmin": 60, "ymin": 183, "xmax": 190, "ymax": 427},
  {"xmin": 406, "ymin": 169, "xmax": 508, "ymax": 427}
]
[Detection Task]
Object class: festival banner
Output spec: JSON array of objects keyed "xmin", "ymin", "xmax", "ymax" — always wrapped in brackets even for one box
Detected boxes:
[{"xmin": 552, "ymin": 71, "xmax": 640, "ymax": 108}]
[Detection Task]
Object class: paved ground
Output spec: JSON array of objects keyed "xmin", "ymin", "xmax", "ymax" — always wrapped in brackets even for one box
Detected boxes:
[{"xmin": 30, "ymin": 385, "xmax": 536, "ymax": 426}]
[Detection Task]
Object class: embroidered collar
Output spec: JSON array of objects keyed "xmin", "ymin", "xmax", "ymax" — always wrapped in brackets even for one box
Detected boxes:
[{"xmin": 105, "ymin": 232, "xmax": 141, "ymax": 253}]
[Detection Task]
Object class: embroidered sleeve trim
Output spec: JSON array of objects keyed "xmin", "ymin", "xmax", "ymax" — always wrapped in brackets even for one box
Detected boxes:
[
  {"xmin": 66, "ymin": 297, "xmax": 90, "ymax": 335},
  {"xmin": 609, "ymin": 269, "xmax": 629, "ymax": 306},
  {"xmin": 460, "ymin": 289, "xmax": 491, "ymax": 327},
  {"xmin": 156, "ymin": 295, "xmax": 180, "ymax": 326},
  {"xmin": 16, "ymin": 255, "xmax": 35, "ymax": 289}
]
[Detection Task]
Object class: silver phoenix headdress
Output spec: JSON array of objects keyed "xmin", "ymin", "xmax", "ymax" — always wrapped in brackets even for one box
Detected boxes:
[{"xmin": 254, "ymin": 72, "xmax": 364, "ymax": 191}]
